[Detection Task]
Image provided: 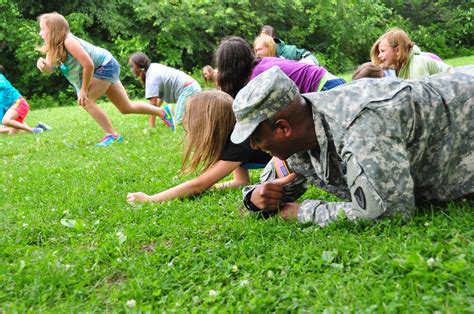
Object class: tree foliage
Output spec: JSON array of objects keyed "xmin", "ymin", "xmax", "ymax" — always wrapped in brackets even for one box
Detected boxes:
[{"xmin": 1, "ymin": 0, "xmax": 472, "ymax": 105}]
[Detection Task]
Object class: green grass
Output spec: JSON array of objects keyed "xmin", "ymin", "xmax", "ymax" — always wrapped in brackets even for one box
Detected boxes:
[
  {"xmin": 338, "ymin": 55, "xmax": 474, "ymax": 82},
  {"xmin": 1, "ymin": 59, "xmax": 473, "ymax": 311}
]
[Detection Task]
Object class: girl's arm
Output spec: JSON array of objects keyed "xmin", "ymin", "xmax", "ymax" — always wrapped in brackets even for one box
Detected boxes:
[
  {"xmin": 127, "ymin": 160, "xmax": 243, "ymax": 203},
  {"xmin": 64, "ymin": 37, "xmax": 94, "ymax": 106},
  {"xmin": 149, "ymin": 97, "xmax": 164, "ymax": 128},
  {"xmin": 214, "ymin": 166, "xmax": 250, "ymax": 189},
  {"xmin": 36, "ymin": 57, "xmax": 54, "ymax": 75}
]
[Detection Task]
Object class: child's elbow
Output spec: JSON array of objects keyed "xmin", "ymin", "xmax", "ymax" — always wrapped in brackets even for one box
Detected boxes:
[
  {"xmin": 85, "ymin": 63, "xmax": 94, "ymax": 72},
  {"xmin": 191, "ymin": 177, "xmax": 214, "ymax": 194}
]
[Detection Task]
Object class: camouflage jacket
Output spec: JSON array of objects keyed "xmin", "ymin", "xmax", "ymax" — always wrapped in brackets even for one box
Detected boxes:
[{"xmin": 243, "ymin": 66, "xmax": 474, "ymax": 227}]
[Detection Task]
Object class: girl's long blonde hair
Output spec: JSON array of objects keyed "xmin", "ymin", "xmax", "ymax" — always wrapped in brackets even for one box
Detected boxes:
[
  {"xmin": 254, "ymin": 34, "xmax": 276, "ymax": 57},
  {"xmin": 37, "ymin": 12, "xmax": 70, "ymax": 66},
  {"xmin": 370, "ymin": 28, "xmax": 414, "ymax": 73},
  {"xmin": 181, "ymin": 91, "xmax": 236, "ymax": 174}
]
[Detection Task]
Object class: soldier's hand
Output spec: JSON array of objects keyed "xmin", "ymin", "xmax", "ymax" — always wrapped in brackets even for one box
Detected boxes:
[{"xmin": 250, "ymin": 173, "xmax": 297, "ymax": 212}]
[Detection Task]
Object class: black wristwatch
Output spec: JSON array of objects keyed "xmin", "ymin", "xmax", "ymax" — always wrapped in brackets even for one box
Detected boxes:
[{"xmin": 243, "ymin": 189, "xmax": 262, "ymax": 212}]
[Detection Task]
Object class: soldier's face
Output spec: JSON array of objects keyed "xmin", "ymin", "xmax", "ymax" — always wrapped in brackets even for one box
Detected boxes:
[
  {"xmin": 378, "ymin": 39, "xmax": 399, "ymax": 67},
  {"xmin": 250, "ymin": 121, "xmax": 292, "ymax": 160}
]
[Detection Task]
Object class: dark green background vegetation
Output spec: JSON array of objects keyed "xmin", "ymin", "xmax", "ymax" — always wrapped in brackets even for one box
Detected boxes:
[{"xmin": 1, "ymin": 0, "xmax": 472, "ymax": 107}]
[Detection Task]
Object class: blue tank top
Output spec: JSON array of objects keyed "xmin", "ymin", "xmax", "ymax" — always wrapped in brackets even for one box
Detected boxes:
[
  {"xmin": 0, "ymin": 74, "xmax": 21, "ymax": 112},
  {"xmin": 60, "ymin": 33, "xmax": 112, "ymax": 94}
]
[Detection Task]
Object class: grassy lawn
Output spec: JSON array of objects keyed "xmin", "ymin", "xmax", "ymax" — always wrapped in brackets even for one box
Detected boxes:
[{"xmin": 1, "ymin": 57, "xmax": 473, "ymax": 312}]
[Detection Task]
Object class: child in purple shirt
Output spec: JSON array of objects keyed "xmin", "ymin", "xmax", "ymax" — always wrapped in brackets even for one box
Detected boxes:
[
  {"xmin": 251, "ymin": 57, "xmax": 341, "ymax": 93},
  {"xmin": 216, "ymin": 36, "xmax": 344, "ymax": 98}
]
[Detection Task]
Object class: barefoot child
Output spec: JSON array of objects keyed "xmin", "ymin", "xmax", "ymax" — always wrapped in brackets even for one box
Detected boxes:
[{"xmin": 36, "ymin": 12, "xmax": 175, "ymax": 146}]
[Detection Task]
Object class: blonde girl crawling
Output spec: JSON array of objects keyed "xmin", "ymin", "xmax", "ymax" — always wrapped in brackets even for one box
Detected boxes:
[
  {"xmin": 127, "ymin": 91, "xmax": 271, "ymax": 203},
  {"xmin": 370, "ymin": 28, "xmax": 451, "ymax": 79},
  {"xmin": 36, "ymin": 12, "xmax": 175, "ymax": 146}
]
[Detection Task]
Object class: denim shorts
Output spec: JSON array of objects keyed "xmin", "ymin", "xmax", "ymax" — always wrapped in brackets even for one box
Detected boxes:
[
  {"xmin": 241, "ymin": 162, "xmax": 266, "ymax": 170},
  {"xmin": 93, "ymin": 57, "xmax": 120, "ymax": 83},
  {"xmin": 321, "ymin": 78, "xmax": 346, "ymax": 91}
]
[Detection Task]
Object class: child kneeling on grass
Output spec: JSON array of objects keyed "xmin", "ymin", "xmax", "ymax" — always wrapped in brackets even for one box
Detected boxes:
[
  {"xmin": 127, "ymin": 90, "xmax": 271, "ymax": 203},
  {"xmin": 0, "ymin": 65, "xmax": 51, "ymax": 135}
]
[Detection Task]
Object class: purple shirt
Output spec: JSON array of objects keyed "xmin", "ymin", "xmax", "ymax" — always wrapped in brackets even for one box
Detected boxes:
[
  {"xmin": 250, "ymin": 57, "xmax": 327, "ymax": 93},
  {"xmin": 420, "ymin": 52, "xmax": 442, "ymax": 61}
]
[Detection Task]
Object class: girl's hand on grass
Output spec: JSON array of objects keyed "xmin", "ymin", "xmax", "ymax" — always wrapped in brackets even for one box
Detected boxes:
[{"xmin": 127, "ymin": 192, "xmax": 151, "ymax": 203}]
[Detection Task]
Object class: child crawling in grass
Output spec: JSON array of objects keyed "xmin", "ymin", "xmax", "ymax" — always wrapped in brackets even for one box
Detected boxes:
[
  {"xmin": 127, "ymin": 90, "xmax": 271, "ymax": 203},
  {"xmin": 0, "ymin": 65, "xmax": 51, "ymax": 134}
]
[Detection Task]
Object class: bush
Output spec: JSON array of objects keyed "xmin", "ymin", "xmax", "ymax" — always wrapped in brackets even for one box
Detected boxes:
[{"xmin": 1, "ymin": 0, "xmax": 472, "ymax": 103}]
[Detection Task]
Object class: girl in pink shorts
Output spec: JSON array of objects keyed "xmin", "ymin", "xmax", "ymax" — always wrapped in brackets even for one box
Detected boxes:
[{"xmin": 0, "ymin": 65, "xmax": 51, "ymax": 134}]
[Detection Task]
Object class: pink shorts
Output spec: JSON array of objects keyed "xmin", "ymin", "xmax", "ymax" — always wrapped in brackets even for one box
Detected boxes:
[{"xmin": 10, "ymin": 97, "xmax": 29, "ymax": 123}]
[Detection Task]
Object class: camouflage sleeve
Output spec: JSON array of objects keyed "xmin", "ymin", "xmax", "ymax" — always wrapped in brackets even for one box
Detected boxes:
[
  {"xmin": 242, "ymin": 158, "xmax": 308, "ymax": 212},
  {"xmin": 298, "ymin": 140, "xmax": 415, "ymax": 227}
]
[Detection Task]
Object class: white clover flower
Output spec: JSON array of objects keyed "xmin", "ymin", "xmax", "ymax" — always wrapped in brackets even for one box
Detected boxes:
[
  {"xmin": 239, "ymin": 279, "xmax": 249, "ymax": 287},
  {"xmin": 208, "ymin": 290, "xmax": 218, "ymax": 297},
  {"xmin": 126, "ymin": 299, "xmax": 136, "ymax": 308},
  {"xmin": 424, "ymin": 222, "xmax": 430, "ymax": 227},
  {"xmin": 116, "ymin": 232, "xmax": 127, "ymax": 245},
  {"xmin": 22, "ymin": 223, "xmax": 28, "ymax": 228},
  {"xmin": 427, "ymin": 257, "xmax": 436, "ymax": 268},
  {"xmin": 231, "ymin": 265, "xmax": 238, "ymax": 273}
]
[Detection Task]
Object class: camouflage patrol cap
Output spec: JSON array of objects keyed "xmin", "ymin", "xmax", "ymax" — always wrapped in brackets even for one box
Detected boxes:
[{"xmin": 230, "ymin": 66, "xmax": 298, "ymax": 144}]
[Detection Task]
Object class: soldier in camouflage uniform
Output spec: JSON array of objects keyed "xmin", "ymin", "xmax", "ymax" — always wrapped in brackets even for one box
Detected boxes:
[{"xmin": 231, "ymin": 66, "xmax": 473, "ymax": 227}]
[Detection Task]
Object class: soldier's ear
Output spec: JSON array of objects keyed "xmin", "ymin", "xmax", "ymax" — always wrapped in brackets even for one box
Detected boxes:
[{"xmin": 274, "ymin": 119, "xmax": 292, "ymax": 138}]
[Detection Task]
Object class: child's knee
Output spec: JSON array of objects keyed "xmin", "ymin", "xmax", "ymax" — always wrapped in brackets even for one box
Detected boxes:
[
  {"xmin": 117, "ymin": 106, "xmax": 133, "ymax": 114},
  {"xmin": 2, "ymin": 117, "xmax": 11, "ymax": 126}
]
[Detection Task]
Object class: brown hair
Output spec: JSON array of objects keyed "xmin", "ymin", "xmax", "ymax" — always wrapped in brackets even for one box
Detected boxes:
[
  {"xmin": 370, "ymin": 28, "xmax": 414, "ymax": 74},
  {"xmin": 129, "ymin": 52, "xmax": 151, "ymax": 85},
  {"xmin": 37, "ymin": 12, "xmax": 70, "ymax": 66},
  {"xmin": 352, "ymin": 62, "xmax": 384, "ymax": 80},
  {"xmin": 260, "ymin": 25, "xmax": 275, "ymax": 37},
  {"xmin": 254, "ymin": 34, "xmax": 276, "ymax": 57},
  {"xmin": 0, "ymin": 65, "xmax": 6, "ymax": 76},
  {"xmin": 181, "ymin": 90, "xmax": 235, "ymax": 174},
  {"xmin": 215, "ymin": 36, "xmax": 258, "ymax": 98}
]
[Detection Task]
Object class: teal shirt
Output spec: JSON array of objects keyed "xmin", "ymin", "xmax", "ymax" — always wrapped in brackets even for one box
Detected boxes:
[
  {"xmin": 60, "ymin": 33, "xmax": 112, "ymax": 94},
  {"xmin": 0, "ymin": 74, "xmax": 21, "ymax": 116},
  {"xmin": 274, "ymin": 38, "xmax": 310, "ymax": 60}
]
